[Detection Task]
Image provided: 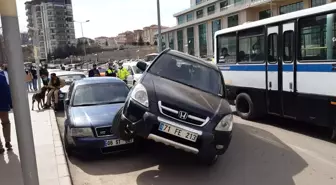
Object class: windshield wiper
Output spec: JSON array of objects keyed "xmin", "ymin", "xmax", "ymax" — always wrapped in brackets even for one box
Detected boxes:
[{"xmin": 73, "ymin": 103, "xmax": 96, "ymax": 107}]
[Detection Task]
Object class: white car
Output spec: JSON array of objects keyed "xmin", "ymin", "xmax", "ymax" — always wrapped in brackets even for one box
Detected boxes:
[{"xmin": 122, "ymin": 62, "xmax": 145, "ymax": 86}]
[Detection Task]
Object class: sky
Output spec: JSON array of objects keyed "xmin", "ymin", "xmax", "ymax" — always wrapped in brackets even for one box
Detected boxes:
[{"xmin": 15, "ymin": 0, "xmax": 190, "ymax": 39}]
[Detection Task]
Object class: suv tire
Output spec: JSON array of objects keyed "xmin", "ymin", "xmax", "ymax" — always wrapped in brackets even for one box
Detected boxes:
[
  {"xmin": 112, "ymin": 107, "xmax": 136, "ymax": 141},
  {"xmin": 235, "ymin": 93, "xmax": 257, "ymax": 120},
  {"xmin": 64, "ymin": 131, "xmax": 73, "ymax": 157}
]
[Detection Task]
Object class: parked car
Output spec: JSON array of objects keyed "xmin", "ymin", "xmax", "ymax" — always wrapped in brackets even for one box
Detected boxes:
[
  {"xmin": 114, "ymin": 49, "xmax": 233, "ymax": 165},
  {"xmin": 53, "ymin": 71, "xmax": 86, "ymax": 111},
  {"xmin": 122, "ymin": 62, "xmax": 144, "ymax": 86},
  {"xmin": 64, "ymin": 77, "xmax": 134, "ymax": 156},
  {"xmin": 144, "ymin": 53, "xmax": 158, "ymax": 63}
]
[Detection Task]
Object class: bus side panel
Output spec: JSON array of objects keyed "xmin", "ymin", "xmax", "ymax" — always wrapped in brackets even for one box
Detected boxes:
[{"xmin": 296, "ymin": 64, "xmax": 336, "ymax": 127}]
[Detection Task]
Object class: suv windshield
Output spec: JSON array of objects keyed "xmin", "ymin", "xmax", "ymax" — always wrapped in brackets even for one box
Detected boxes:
[
  {"xmin": 149, "ymin": 54, "xmax": 223, "ymax": 95},
  {"xmin": 73, "ymin": 83, "xmax": 129, "ymax": 106}
]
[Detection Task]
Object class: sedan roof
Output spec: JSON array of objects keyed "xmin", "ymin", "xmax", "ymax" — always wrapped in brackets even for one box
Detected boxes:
[{"xmin": 75, "ymin": 77, "xmax": 125, "ymax": 86}]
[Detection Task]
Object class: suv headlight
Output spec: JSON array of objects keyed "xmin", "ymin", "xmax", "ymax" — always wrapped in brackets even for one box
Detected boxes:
[
  {"xmin": 70, "ymin": 128, "xmax": 94, "ymax": 137},
  {"xmin": 215, "ymin": 114, "xmax": 233, "ymax": 132},
  {"xmin": 130, "ymin": 83, "xmax": 149, "ymax": 107}
]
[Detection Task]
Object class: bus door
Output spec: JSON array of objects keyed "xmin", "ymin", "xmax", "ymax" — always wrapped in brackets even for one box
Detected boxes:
[
  {"xmin": 281, "ymin": 22, "xmax": 296, "ymax": 118},
  {"xmin": 266, "ymin": 25, "xmax": 283, "ymax": 116}
]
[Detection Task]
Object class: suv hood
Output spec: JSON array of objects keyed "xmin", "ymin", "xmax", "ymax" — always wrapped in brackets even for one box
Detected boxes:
[
  {"xmin": 147, "ymin": 74, "xmax": 222, "ymax": 118},
  {"xmin": 69, "ymin": 103, "xmax": 123, "ymax": 127}
]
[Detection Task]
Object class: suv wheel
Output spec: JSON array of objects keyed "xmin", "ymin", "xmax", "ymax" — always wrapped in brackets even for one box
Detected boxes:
[
  {"xmin": 112, "ymin": 107, "xmax": 136, "ymax": 141},
  {"xmin": 64, "ymin": 133, "xmax": 73, "ymax": 157},
  {"xmin": 235, "ymin": 93, "xmax": 257, "ymax": 120}
]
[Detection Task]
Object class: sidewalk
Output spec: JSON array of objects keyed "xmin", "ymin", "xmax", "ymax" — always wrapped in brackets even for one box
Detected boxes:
[{"xmin": 0, "ymin": 94, "xmax": 71, "ymax": 185}]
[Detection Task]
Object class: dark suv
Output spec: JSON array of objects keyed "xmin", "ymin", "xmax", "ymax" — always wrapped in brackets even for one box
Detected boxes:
[{"xmin": 115, "ymin": 49, "xmax": 233, "ymax": 165}]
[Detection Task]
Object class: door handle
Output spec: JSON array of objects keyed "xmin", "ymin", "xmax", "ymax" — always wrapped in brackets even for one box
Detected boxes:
[
  {"xmin": 269, "ymin": 81, "xmax": 272, "ymax": 88},
  {"xmin": 289, "ymin": 82, "xmax": 293, "ymax": 90}
]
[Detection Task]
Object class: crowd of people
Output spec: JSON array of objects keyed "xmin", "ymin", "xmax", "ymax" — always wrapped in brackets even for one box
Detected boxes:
[{"xmin": 88, "ymin": 63, "xmax": 130, "ymax": 83}]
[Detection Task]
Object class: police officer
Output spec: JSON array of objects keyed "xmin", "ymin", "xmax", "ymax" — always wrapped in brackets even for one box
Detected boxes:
[
  {"xmin": 105, "ymin": 63, "xmax": 117, "ymax": 77},
  {"xmin": 117, "ymin": 64, "xmax": 130, "ymax": 83}
]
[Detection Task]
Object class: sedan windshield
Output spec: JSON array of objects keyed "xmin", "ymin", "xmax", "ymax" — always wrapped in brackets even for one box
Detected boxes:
[
  {"xmin": 73, "ymin": 83, "xmax": 129, "ymax": 106},
  {"xmin": 149, "ymin": 54, "xmax": 223, "ymax": 96}
]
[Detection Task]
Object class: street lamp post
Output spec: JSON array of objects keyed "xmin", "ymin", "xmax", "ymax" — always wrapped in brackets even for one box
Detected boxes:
[
  {"xmin": 75, "ymin": 20, "xmax": 90, "ymax": 58},
  {"xmin": 156, "ymin": 0, "xmax": 162, "ymax": 52},
  {"xmin": 0, "ymin": 0, "xmax": 40, "ymax": 185}
]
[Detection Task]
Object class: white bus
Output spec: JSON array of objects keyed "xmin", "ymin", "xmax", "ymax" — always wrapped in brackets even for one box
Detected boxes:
[{"xmin": 214, "ymin": 3, "xmax": 336, "ymax": 140}]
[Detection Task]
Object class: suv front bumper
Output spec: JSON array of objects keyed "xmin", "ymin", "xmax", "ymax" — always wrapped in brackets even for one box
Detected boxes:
[{"xmin": 120, "ymin": 100, "xmax": 232, "ymax": 156}]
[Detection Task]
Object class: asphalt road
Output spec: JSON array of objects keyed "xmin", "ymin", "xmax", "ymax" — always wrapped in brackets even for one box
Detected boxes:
[{"xmin": 56, "ymin": 111, "xmax": 336, "ymax": 185}]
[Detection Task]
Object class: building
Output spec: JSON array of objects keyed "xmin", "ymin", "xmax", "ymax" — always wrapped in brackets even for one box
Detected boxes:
[
  {"xmin": 115, "ymin": 31, "xmax": 135, "ymax": 45},
  {"xmin": 95, "ymin": 36, "xmax": 109, "ymax": 47},
  {"xmin": 160, "ymin": 0, "xmax": 334, "ymax": 58},
  {"xmin": 133, "ymin": 29, "xmax": 144, "ymax": 43},
  {"xmin": 143, "ymin": 24, "xmax": 169, "ymax": 45},
  {"xmin": 94, "ymin": 36, "xmax": 118, "ymax": 49},
  {"xmin": 77, "ymin": 37, "xmax": 95, "ymax": 47},
  {"xmin": 25, "ymin": 0, "xmax": 76, "ymax": 60}
]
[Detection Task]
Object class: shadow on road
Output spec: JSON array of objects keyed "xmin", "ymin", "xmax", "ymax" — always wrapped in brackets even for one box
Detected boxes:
[
  {"xmin": 135, "ymin": 124, "xmax": 308, "ymax": 185},
  {"xmin": 257, "ymin": 115, "xmax": 332, "ymax": 142}
]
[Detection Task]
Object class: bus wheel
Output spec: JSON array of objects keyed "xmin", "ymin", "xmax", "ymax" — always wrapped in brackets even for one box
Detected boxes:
[{"xmin": 235, "ymin": 93, "xmax": 256, "ymax": 120}]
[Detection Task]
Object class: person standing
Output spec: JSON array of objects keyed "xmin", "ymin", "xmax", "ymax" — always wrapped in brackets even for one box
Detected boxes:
[
  {"xmin": 105, "ymin": 63, "xmax": 117, "ymax": 77},
  {"xmin": 25, "ymin": 69, "xmax": 33, "ymax": 92},
  {"xmin": 88, "ymin": 64, "xmax": 100, "ymax": 77},
  {"xmin": 30, "ymin": 66, "xmax": 37, "ymax": 91},
  {"xmin": 40, "ymin": 64, "xmax": 49, "ymax": 86},
  {"xmin": 44, "ymin": 73, "xmax": 61, "ymax": 109},
  {"xmin": 117, "ymin": 64, "xmax": 130, "ymax": 84},
  {"xmin": 0, "ymin": 67, "xmax": 13, "ymax": 154}
]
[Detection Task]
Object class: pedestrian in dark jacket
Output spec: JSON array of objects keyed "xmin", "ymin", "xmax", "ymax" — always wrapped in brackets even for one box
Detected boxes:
[
  {"xmin": 0, "ymin": 69, "xmax": 13, "ymax": 154},
  {"xmin": 88, "ymin": 64, "xmax": 100, "ymax": 77}
]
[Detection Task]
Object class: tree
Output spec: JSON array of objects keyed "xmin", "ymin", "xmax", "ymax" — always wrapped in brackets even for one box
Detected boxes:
[
  {"xmin": 146, "ymin": 42, "xmax": 150, "ymax": 46},
  {"xmin": 105, "ymin": 40, "xmax": 109, "ymax": 46},
  {"xmin": 138, "ymin": 36, "xmax": 144, "ymax": 46},
  {"xmin": 132, "ymin": 42, "xmax": 137, "ymax": 46},
  {"xmin": 154, "ymin": 40, "xmax": 157, "ymax": 45}
]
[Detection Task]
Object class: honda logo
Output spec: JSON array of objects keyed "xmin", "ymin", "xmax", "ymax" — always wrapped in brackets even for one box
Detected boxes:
[{"xmin": 178, "ymin": 111, "xmax": 188, "ymax": 120}]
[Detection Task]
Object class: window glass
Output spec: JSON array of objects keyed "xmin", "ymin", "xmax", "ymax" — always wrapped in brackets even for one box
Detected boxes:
[
  {"xmin": 73, "ymin": 84, "xmax": 129, "ymax": 106},
  {"xmin": 186, "ymin": 13, "xmax": 193, "ymax": 22},
  {"xmin": 149, "ymin": 54, "xmax": 223, "ymax": 96},
  {"xmin": 299, "ymin": 13, "xmax": 336, "ymax": 61},
  {"xmin": 196, "ymin": 9, "xmax": 203, "ymax": 19},
  {"xmin": 217, "ymin": 34, "xmax": 236, "ymax": 63},
  {"xmin": 228, "ymin": 15, "xmax": 238, "ymax": 28},
  {"xmin": 178, "ymin": 16, "xmax": 184, "ymax": 25},
  {"xmin": 168, "ymin": 32, "xmax": 174, "ymax": 49},
  {"xmin": 311, "ymin": 0, "xmax": 326, "ymax": 7},
  {"xmin": 238, "ymin": 35, "xmax": 265, "ymax": 63},
  {"xmin": 212, "ymin": 20, "xmax": 222, "ymax": 51},
  {"xmin": 279, "ymin": 2, "xmax": 303, "ymax": 15},
  {"xmin": 220, "ymin": 0, "xmax": 228, "ymax": 9},
  {"xmin": 187, "ymin": 27, "xmax": 195, "ymax": 55},
  {"xmin": 283, "ymin": 31, "xmax": 294, "ymax": 62},
  {"xmin": 207, "ymin": 5, "xmax": 215, "ymax": 15},
  {"xmin": 268, "ymin": 34, "xmax": 278, "ymax": 63},
  {"xmin": 259, "ymin": 9, "xmax": 271, "ymax": 20},
  {"xmin": 199, "ymin": 24, "xmax": 207, "ymax": 58},
  {"xmin": 177, "ymin": 30, "xmax": 184, "ymax": 52}
]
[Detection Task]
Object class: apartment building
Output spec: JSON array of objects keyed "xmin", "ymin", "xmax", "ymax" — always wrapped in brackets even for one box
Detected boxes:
[
  {"xmin": 160, "ymin": 0, "xmax": 334, "ymax": 58},
  {"xmin": 94, "ymin": 36, "xmax": 118, "ymax": 48},
  {"xmin": 143, "ymin": 25, "xmax": 169, "ymax": 45},
  {"xmin": 25, "ymin": 0, "xmax": 76, "ymax": 59},
  {"xmin": 133, "ymin": 29, "xmax": 144, "ymax": 43}
]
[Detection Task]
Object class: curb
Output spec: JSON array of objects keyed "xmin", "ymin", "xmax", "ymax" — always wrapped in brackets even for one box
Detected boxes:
[{"xmin": 49, "ymin": 110, "xmax": 73, "ymax": 185}]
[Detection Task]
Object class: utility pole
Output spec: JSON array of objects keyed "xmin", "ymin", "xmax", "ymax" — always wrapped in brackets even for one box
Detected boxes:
[
  {"xmin": 0, "ymin": 0, "xmax": 39, "ymax": 185},
  {"xmin": 156, "ymin": 0, "xmax": 162, "ymax": 52}
]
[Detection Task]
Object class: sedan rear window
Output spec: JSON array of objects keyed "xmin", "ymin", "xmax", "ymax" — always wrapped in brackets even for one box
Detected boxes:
[
  {"xmin": 59, "ymin": 74, "xmax": 85, "ymax": 85},
  {"xmin": 73, "ymin": 83, "xmax": 129, "ymax": 106},
  {"xmin": 149, "ymin": 54, "xmax": 224, "ymax": 95}
]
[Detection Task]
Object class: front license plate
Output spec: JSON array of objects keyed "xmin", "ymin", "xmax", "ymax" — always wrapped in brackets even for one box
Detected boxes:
[
  {"xmin": 158, "ymin": 123, "xmax": 198, "ymax": 142},
  {"xmin": 104, "ymin": 139, "xmax": 134, "ymax": 147}
]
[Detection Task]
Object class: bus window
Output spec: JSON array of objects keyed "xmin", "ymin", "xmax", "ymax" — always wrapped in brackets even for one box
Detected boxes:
[
  {"xmin": 299, "ymin": 12, "xmax": 336, "ymax": 61},
  {"xmin": 217, "ymin": 33, "xmax": 236, "ymax": 63},
  {"xmin": 283, "ymin": 31, "xmax": 294, "ymax": 62},
  {"xmin": 238, "ymin": 35, "xmax": 265, "ymax": 63},
  {"xmin": 268, "ymin": 33, "xmax": 278, "ymax": 63}
]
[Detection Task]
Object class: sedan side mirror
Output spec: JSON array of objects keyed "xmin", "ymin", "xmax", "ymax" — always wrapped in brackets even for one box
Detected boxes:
[{"xmin": 136, "ymin": 61, "xmax": 148, "ymax": 72}]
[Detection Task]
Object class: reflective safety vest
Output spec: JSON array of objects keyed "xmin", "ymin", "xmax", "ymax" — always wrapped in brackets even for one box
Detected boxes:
[
  {"xmin": 107, "ymin": 69, "xmax": 114, "ymax": 74},
  {"xmin": 117, "ymin": 68, "xmax": 130, "ymax": 80}
]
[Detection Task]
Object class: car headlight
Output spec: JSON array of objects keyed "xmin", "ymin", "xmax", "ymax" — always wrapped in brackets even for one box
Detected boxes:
[
  {"xmin": 130, "ymin": 83, "xmax": 148, "ymax": 107},
  {"xmin": 215, "ymin": 114, "xmax": 233, "ymax": 132},
  {"xmin": 70, "ymin": 128, "xmax": 94, "ymax": 137}
]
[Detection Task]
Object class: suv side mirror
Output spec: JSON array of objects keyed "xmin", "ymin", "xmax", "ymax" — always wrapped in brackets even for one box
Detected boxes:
[
  {"xmin": 65, "ymin": 99, "xmax": 70, "ymax": 106},
  {"xmin": 136, "ymin": 61, "xmax": 147, "ymax": 72}
]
